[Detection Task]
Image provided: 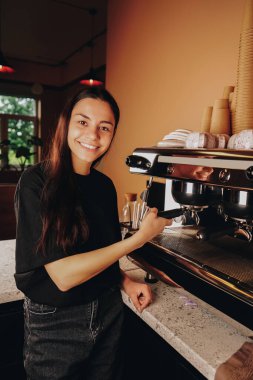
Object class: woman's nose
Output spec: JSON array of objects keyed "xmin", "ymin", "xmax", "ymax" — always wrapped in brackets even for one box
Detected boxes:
[{"xmin": 85, "ymin": 125, "xmax": 98, "ymax": 140}]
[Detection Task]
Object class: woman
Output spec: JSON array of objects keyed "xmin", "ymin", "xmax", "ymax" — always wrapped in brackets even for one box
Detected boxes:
[{"xmin": 14, "ymin": 87, "xmax": 169, "ymax": 380}]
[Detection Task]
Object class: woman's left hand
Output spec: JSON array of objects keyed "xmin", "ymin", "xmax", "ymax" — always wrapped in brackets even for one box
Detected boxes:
[{"xmin": 121, "ymin": 271, "xmax": 153, "ymax": 313}]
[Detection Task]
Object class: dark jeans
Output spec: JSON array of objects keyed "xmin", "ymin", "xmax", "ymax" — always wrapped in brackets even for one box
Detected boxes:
[{"xmin": 23, "ymin": 287, "xmax": 125, "ymax": 380}]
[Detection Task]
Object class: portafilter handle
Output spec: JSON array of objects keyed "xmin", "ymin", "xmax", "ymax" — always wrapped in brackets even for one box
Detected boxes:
[{"xmin": 157, "ymin": 208, "xmax": 184, "ymax": 219}]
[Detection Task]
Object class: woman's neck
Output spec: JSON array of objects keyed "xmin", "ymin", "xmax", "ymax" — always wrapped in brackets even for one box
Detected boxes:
[{"xmin": 72, "ymin": 160, "xmax": 92, "ymax": 176}]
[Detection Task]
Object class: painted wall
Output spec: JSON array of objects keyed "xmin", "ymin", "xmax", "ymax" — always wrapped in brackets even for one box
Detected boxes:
[{"xmin": 101, "ymin": 0, "xmax": 245, "ymax": 212}]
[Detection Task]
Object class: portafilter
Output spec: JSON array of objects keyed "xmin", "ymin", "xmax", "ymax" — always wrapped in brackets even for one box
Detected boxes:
[
  {"xmin": 221, "ymin": 189, "xmax": 253, "ymax": 241},
  {"xmin": 158, "ymin": 180, "xmax": 222, "ymax": 226}
]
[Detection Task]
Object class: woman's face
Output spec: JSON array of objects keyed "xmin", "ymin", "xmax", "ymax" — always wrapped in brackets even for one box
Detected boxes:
[{"xmin": 67, "ymin": 97, "xmax": 115, "ymax": 174}]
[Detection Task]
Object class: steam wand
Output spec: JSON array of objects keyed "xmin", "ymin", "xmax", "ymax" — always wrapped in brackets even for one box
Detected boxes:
[{"xmin": 139, "ymin": 176, "xmax": 153, "ymax": 221}]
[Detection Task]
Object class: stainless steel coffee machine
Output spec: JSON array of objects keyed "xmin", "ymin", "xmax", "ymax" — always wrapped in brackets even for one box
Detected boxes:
[{"xmin": 126, "ymin": 147, "xmax": 253, "ymax": 330}]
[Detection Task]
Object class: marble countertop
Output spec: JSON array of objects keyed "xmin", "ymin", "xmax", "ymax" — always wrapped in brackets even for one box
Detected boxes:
[
  {"xmin": 0, "ymin": 239, "xmax": 23, "ymax": 304},
  {"xmin": 1, "ymin": 239, "xmax": 253, "ymax": 379},
  {"xmin": 120, "ymin": 256, "xmax": 253, "ymax": 379}
]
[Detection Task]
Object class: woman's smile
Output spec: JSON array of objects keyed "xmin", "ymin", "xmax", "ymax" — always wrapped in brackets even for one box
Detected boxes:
[{"xmin": 77, "ymin": 141, "xmax": 99, "ymax": 151}]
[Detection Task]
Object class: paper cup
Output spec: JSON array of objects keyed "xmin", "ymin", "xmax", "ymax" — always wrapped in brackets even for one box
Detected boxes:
[{"xmin": 200, "ymin": 106, "xmax": 213, "ymax": 132}]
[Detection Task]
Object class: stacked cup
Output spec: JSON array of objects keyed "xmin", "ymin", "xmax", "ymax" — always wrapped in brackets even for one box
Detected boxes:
[
  {"xmin": 210, "ymin": 99, "xmax": 231, "ymax": 135},
  {"xmin": 232, "ymin": 0, "xmax": 253, "ymax": 134},
  {"xmin": 200, "ymin": 106, "xmax": 213, "ymax": 132}
]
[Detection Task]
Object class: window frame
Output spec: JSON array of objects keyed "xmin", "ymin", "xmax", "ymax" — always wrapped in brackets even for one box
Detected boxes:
[{"xmin": 0, "ymin": 95, "xmax": 41, "ymax": 170}]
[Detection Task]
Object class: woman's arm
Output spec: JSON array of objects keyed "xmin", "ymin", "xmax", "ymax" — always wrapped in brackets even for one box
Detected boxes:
[{"xmin": 45, "ymin": 208, "xmax": 170, "ymax": 292}]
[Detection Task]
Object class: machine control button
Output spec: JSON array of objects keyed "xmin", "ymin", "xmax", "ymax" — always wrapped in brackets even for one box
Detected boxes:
[
  {"xmin": 219, "ymin": 169, "xmax": 230, "ymax": 183},
  {"xmin": 246, "ymin": 166, "xmax": 253, "ymax": 180},
  {"xmin": 166, "ymin": 164, "xmax": 174, "ymax": 175},
  {"xmin": 125, "ymin": 155, "xmax": 151, "ymax": 170}
]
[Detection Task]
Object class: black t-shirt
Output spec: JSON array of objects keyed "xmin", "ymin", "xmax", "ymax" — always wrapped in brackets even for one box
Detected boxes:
[{"xmin": 14, "ymin": 162, "xmax": 122, "ymax": 306}]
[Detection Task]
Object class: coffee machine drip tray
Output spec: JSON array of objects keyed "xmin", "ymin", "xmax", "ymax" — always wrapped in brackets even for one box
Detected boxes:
[{"xmin": 133, "ymin": 226, "xmax": 253, "ymax": 305}]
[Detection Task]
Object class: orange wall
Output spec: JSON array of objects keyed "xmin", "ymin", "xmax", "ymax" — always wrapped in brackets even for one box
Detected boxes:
[{"xmin": 101, "ymin": 0, "xmax": 245, "ymax": 212}]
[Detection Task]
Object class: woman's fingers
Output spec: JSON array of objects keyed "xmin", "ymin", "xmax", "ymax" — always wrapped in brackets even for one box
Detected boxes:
[{"xmin": 128, "ymin": 284, "xmax": 153, "ymax": 313}]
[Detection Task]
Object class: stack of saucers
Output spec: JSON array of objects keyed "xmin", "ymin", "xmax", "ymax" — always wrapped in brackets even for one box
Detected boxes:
[
  {"xmin": 232, "ymin": 0, "xmax": 253, "ymax": 134},
  {"xmin": 156, "ymin": 129, "xmax": 192, "ymax": 147}
]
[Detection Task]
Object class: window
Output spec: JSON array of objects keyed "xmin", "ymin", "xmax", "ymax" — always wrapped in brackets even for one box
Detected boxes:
[{"xmin": 0, "ymin": 95, "xmax": 41, "ymax": 170}]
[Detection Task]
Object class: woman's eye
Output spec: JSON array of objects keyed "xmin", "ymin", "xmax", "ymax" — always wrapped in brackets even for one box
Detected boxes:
[
  {"xmin": 79, "ymin": 120, "xmax": 87, "ymax": 126},
  {"xmin": 100, "ymin": 126, "xmax": 110, "ymax": 132}
]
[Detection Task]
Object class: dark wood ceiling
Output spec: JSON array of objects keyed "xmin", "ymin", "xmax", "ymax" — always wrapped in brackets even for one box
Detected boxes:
[{"xmin": 1, "ymin": 0, "xmax": 107, "ymax": 67}]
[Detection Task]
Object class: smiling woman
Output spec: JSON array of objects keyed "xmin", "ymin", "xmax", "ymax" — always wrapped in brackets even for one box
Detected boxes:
[{"xmin": 14, "ymin": 86, "xmax": 169, "ymax": 380}]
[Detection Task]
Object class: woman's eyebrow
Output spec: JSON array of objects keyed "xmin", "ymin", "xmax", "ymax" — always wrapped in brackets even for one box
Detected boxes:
[
  {"xmin": 100, "ymin": 120, "xmax": 114, "ymax": 126},
  {"xmin": 75, "ymin": 113, "xmax": 90, "ymax": 120}
]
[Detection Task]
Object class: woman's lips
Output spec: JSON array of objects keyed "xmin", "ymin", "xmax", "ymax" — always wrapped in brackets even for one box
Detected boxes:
[{"xmin": 78, "ymin": 141, "xmax": 98, "ymax": 150}]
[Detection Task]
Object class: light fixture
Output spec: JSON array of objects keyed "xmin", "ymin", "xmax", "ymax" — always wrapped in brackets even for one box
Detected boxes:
[
  {"xmin": 80, "ymin": 8, "xmax": 103, "ymax": 86},
  {"xmin": 0, "ymin": 0, "xmax": 14, "ymax": 73}
]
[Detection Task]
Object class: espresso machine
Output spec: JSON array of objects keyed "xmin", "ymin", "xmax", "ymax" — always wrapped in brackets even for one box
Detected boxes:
[{"xmin": 126, "ymin": 147, "xmax": 253, "ymax": 330}]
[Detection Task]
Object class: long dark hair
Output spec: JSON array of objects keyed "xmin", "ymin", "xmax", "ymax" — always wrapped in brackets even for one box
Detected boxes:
[{"xmin": 37, "ymin": 87, "xmax": 120, "ymax": 254}]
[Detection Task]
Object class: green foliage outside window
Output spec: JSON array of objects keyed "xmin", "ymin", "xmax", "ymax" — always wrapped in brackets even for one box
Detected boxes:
[
  {"xmin": 0, "ymin": 95, "xmax": 36, "ymax": 116},
  {"xmin": 7, "ymin": 119, "xmax": 35, "ymax": 167},
  {"xmin": 0, "ymin": 95, "xmax": 42, "ymax": 171}
]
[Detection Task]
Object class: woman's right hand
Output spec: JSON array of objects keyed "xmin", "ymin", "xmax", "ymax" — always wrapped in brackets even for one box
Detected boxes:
[{"xmin": 135, "ymin": 207, "xmax": 171, "ymax": 245}]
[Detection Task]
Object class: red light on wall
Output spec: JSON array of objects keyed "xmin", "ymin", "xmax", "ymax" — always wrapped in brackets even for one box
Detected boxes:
[
  {"xmin": 0, "ymin": 51, "xmax": 14, "ymax": 73},
  {"xmin": 80, "ymin": 78, "xmax": 103, "ymax": 86},
  {"xmin": 0, "ymin": 64, "xmax": 14, "ymax": 73}
]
